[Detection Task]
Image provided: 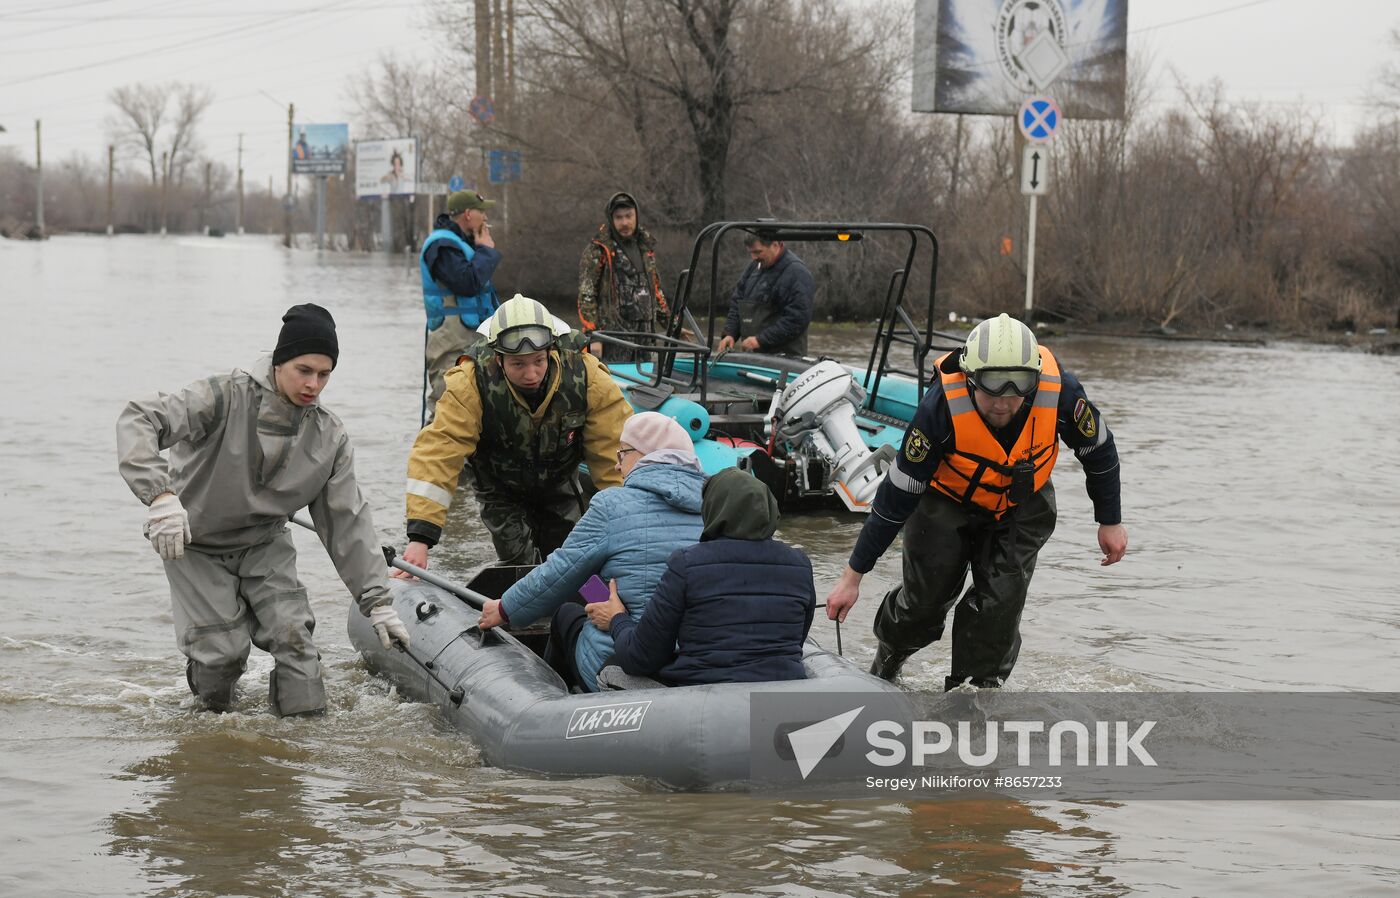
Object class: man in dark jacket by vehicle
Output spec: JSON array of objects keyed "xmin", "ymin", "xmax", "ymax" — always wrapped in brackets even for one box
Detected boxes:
[
  {"xmin": 586, "ymin": 468, "xmax": 815, "ymax": 685},
  {"xmin": 420, "ymin": 190, "xmax": 502, "ymax": 413},
  {"xmin": 577, "ymin": 191, "xmax": 670, "ymax": 363},
  {"xmin": 716, "ymin": 231, "xmax": 815, "ymax": 358}
]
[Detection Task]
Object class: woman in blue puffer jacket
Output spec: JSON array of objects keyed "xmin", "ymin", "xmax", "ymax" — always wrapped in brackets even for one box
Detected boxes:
[
  {"xmin": 587, "ymin": 467, "xmax": 815, "ymax": 685},
  {"xmin": 477, "ymin": 412, "xmax": 704, "ymax": 691}
]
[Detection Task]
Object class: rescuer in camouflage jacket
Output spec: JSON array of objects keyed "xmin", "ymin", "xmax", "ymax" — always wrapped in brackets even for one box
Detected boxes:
[{"xmin": 401, "ymin": 294, "xmax": 632, "ymax": 568}]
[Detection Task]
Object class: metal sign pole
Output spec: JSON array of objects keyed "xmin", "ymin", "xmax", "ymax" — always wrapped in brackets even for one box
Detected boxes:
[
  {"xmin": 380, "ymin": 195, "xmax": 392, "ymax": 254},
  {"xmin": 1024, "ymin": 194, "xmax": 1038, "ymax": 313},
  {"xmin": 35, "ymin": 119, "xmax": 44, "ymax": 235},
  {"xmin": 1017, "ymin": 99, "xmax": 1057, "ymax": 317},
  {"xmin": 315, "ymin": 176, "xmax": 326, "ymax": 250}
]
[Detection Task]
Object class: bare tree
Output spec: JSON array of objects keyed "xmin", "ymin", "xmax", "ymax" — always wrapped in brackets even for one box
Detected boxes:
[
  {"xmin": 1181, "ymin": 79, "xmax": 1322, "ymax": 255},
  {"xmin": 107, "ymin": 84, "xmax": 167, "ymax": 185},
  {"xmin": 1339, "ymin": 122, "xmax": 1400, "ymax": 327},
  {"xmin": 519, "ymin": 0, "xmax": 887, "ymax": 225},
  {"xmin": 106, "ymin": 82, "xmax": 212, "ymax": 187},
  {"xmin": 1369, "ymin": 27, "xmax": 1400, "ymax": 114},
  {"xmin": 166, "ymin": 84, "xmax": 214, "ymax": 187},
  {"xmin": 349, "ymin": 56, "xmax": 464, "ymax": 182}
]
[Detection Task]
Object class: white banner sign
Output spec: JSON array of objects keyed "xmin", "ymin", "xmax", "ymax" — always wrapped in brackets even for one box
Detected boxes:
[{"xmin": 355, "ymin": 137, "xmax": 418, "ymax": 198}]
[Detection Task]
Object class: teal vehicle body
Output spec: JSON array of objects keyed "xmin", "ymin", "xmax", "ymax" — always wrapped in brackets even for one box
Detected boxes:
[{"xmin": 586, "ymin": 221, "xmax": 962, "ymax": 508}]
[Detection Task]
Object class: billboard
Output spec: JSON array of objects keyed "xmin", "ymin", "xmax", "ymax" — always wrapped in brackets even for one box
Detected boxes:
[
  {"xmin": 912, "ymin": 0, "xmax": 1128, "ymax": 120},
  {"xmin": 291, "ymin": 123, "xmax": 348, "ymax": 175},
  {"xmin": 355, "ymin": 137, "xmax": 418, "ymax": 198}
]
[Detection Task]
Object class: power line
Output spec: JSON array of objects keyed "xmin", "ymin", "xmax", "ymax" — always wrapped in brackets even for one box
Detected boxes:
[
  {"xmin": 1130, "ymin": 0, "xmax": 1290, "ymax": 36},
  {"xmin": 0, "ymin": 0, "xmax": 184, "ymax": 46},
  {"xmin": 1, "ymin": 16, "xmax": 420, "ymax": 120},
  {"xmin": 3, "ymin": 13, "xmax": 265, "ymax": 56},
  {"xmin": 0, "ymin": 0, "xmax": 363, "ymax": 88},
  {"xmin": 0, "ymin": 0, "xmax": 118, "ymax": 19},
  {"xmin": 2, "ymin": 3, "xmax": 418, "ymax": 21}
]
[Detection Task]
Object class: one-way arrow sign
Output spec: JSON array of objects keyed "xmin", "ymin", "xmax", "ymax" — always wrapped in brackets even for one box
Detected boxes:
[{"xmin": 1020, "ymin": 144, "xmax": 1050, "ymax": 196}]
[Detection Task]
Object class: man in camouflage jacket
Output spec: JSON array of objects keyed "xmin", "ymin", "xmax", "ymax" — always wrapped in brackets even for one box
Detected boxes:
[{"xmin": 576, "ymin": 192, "xmax": 669, "ymax": 363}]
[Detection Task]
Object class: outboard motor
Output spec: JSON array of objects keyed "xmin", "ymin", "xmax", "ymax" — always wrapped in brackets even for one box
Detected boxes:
[{"xmin": 770, "ymin": 361, "xmax": 896, "ymax": 512}]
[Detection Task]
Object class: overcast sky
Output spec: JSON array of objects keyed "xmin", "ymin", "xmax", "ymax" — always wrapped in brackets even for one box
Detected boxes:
[{"xmin": 0, "ymin": 0, "xmax": 1396, "ymax": 189}]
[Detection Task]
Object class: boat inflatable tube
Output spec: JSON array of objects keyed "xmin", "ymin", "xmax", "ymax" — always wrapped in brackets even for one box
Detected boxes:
[
  {"xmin": 650, "ymin": 394, "xmax": 710, "ymax": 440},
  {"xmin": 349, "ymin": 577, "xmax": 904, "ymax": 790}
]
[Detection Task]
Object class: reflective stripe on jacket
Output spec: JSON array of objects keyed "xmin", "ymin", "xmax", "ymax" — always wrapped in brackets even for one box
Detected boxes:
[
  {"xmin": 928, "ymin": 348, "xmax": 1062, "ymax": 518},
  {"xmin": 420, "ymin": 228, "xmax": 499, "ymax": 329}
]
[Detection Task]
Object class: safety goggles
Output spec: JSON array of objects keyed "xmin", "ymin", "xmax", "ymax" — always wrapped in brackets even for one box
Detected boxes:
[
  {"xmin": 494, "ymin": 324, "xmax": 554, "ymax": 354},
  {"xmin": 967, "ymin": 367, "xmax": 1038, "ymax": 397}
]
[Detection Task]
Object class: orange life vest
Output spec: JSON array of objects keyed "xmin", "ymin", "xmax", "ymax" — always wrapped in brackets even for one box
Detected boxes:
[{"xmin": 928, "ymin": 348, "xmax": 1062, "ymax": 518}]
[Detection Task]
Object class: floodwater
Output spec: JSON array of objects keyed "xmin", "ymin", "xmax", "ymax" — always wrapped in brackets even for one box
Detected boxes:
[{"xmin": 2, "ymin": 235, "xmax": 1397, "ymax": 896}]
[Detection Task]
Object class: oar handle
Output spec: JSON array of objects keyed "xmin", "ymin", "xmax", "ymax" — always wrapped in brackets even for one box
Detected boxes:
[
  {"xmin": 288, "ymin": 512, "xmax": 532, "ymax": 653},
  {"xmin": 290, "ymin": 512, "xmax": 493, "ymax": 609}
]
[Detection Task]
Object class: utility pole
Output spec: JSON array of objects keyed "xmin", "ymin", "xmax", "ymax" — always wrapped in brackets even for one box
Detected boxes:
[
  {"xmin": 949, "ymin": 114, "xmax": 964, "ymax": 217},
  {"xmin": 492, "ymin": 0, "xmax": 505, "ymax": 123},
  {"xmin": 107, "ymin": 145, "xmax": 114, "ymax": 236},
  {"xmin": 159, "ymin": 150, "xmax": 168, "ymax": 236},
  {"xmin": 202, "ymin": 160, "xmax": 212, "ymax": 234},
  {"xmin": 35, "ymin": 119, "xmax": 44, "ymax": 236},
  {"xmin": 507, "ymin": 0, "xmax": 515, "ymax": 114},
  {"xmin": 236, "ymin": 133, "xmax": 245, "ymax": 235},
  {"xmin": 284, "ymin": 103, "xmax": 294, "ymax": 248}
]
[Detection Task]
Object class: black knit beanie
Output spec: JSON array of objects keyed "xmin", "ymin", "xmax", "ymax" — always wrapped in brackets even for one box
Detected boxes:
[{"xmin": 272, "ymin": 303, "xmax": 339, "ymax": 368}]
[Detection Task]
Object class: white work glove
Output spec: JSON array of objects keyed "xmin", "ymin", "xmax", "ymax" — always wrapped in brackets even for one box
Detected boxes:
[
  {"xmin": 146, "ymin": 493, "xmax": 191, "ymax": 561},
  {"xmin": 370, "ymin": 604, "xmax": 411, "ymax": 651}
]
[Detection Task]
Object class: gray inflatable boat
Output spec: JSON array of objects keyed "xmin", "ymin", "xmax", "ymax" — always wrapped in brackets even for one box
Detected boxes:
[{"xmin": 347, "ymin": 566, "xmax": 903, "ymax": 790}]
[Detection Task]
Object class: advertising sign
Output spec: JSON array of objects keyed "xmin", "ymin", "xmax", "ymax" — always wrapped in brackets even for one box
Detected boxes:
[
  {"xmin": 291, "ymin": 123, "xmax": 349, "ymax": 175},
  {"xmin": 355, "ymin": 137, "xmax": 418, "ymax": 198},
  {"xmin": 912, "ymin": 0, "xmax": 1127, "ymax": 119}
]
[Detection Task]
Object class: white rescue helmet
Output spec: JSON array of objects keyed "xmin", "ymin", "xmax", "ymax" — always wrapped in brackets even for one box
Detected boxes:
[{"xmin": 959, "ymin": 313, "xmax": 1041, "ymax": 396}]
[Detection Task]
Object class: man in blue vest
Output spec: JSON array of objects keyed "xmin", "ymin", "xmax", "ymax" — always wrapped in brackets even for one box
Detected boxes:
[{"xmin": 420, "ymin": 189, "xmax": 502, "ymax": 417}]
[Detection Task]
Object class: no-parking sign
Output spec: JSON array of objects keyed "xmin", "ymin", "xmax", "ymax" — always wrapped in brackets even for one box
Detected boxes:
[{"xmin": 1018, "ymin": 96, "xmax": 1060, "ymax": 143}]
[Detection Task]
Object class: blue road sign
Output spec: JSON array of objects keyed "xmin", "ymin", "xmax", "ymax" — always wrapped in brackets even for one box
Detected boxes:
[
  {"xmin": 1018, "ymin": 96, "xmax": 1061, "ymax": 143},
  {"xmin": 489, "ymin": 150, "xmax": 522, "ymax": 185},
  {"xmin": 448, "ymin": 175, "xmax": 465, "ymax": 192}
]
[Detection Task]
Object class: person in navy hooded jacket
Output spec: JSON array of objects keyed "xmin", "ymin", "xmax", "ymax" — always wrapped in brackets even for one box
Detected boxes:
[{"xmin": 587, "ymin": 467, "xmax": 815, "ymax": 685}]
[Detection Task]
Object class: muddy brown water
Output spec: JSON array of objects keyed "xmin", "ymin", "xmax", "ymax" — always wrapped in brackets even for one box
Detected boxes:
[{"xmin": 2, "ymin": 236, "xmax": 1397, "ymax": 896}]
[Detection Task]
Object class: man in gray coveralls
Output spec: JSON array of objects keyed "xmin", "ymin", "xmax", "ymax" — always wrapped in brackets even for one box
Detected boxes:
[{"xmin": 117, "ymin": 303, "xmax": 410, "ymax": 716}]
